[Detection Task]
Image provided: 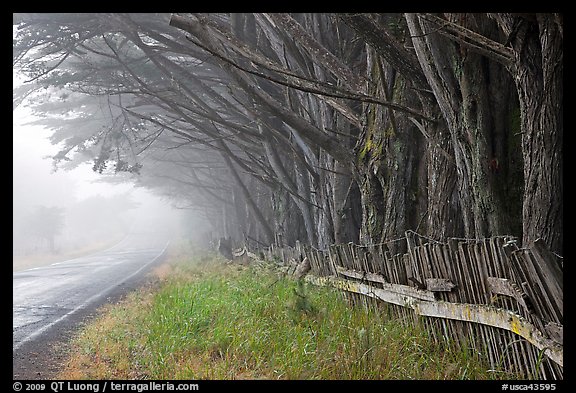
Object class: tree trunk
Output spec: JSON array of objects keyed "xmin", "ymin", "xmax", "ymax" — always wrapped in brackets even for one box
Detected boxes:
[
  {"xmin": 406, "ymin": 13, "xmax": 514, "ymax": 239},
  {"xmin": 422, "ymin": 120, "xmax": 463, "ymax": 240},
  {"xmin": 332, "ymin": 158, "xmax": 359, "ymax": 244},
  {"xmin": 512, "ymin": 14, "xmax": 563, "ymax": 253},
  {"xmin": 356, "ymin": 50, "xmax": 420, "ymax": 245},
  {"xmin": 219, "ymin": 144, "xmax": 275, "ymax": 245}
]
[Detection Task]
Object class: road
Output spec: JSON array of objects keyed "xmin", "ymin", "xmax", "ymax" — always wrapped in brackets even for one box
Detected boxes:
[{"xmin": 13, "ymin": 227, "xmax": 171, "ymax": 379}]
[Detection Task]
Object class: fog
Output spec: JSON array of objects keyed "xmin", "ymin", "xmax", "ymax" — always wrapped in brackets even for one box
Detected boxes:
[{"xmin": 13, "ymin": 103, "xmax": 209, "ymax": 265}]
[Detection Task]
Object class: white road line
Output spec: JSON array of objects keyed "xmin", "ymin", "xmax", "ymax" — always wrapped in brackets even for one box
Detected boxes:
[
  {"xmin": 13, "ymin": 241, "xmax": 169, "ymax": 352},
  {"xmin": 15, "ymin": 236, "xmax": 131, "ymax": 272}
]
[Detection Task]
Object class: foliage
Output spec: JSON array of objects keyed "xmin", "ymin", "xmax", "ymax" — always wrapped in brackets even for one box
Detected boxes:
[
  {"xmin": 59, "ymin": 248, "xmax": 519, "ymax": 380},
  {"xmin": 13, "ymin": 13, "xmax": 563, "ymax": 253}
]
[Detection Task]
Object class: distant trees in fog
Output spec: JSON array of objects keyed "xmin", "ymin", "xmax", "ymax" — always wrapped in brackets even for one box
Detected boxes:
[
  {"xmin": 13, "ymin": 193, "xmax": 137, "ymax": 256},
  {"xmin": 19, "ymin": 205, "xmax": 65, "ymax": 253}
]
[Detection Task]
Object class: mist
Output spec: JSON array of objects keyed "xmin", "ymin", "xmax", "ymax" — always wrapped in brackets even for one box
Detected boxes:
[{"xmin": 13, "ymin": 104, "xmax": 210, "ymax": 270}]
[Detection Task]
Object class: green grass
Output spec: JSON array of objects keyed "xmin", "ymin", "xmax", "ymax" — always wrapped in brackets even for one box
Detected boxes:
[{"xmin": 59, "ymin": 245, "xmax": 520, "ymax": 380}]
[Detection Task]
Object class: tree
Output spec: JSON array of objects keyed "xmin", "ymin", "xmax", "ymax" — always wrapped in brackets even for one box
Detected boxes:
[
  {"xmin": 13, "ymin": 13, "xmax": 562, "ymax": 255},
  {"xmin": 22, "ymin": 206, "xmax": 65, "ymax": 253}
]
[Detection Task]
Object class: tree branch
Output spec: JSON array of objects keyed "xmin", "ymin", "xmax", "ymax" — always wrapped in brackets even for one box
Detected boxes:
[
  {"xmin": 169, "ymin": 14, "xmax": 434, "ymax": 123},
  {"xmin": 418, "ymin": 13, "xmax": 513, "ymax": 68}
]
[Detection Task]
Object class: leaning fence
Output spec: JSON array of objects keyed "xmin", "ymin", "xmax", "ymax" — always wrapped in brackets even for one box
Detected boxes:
[{"xmin": 247, "ymin": 231, "xmax": 563, "ymax": 379}]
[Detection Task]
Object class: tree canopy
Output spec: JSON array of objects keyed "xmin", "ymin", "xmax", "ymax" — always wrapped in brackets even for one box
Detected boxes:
[{"xmin": 13, "ymin": 13, "xmax": 563, "ymax": 255}]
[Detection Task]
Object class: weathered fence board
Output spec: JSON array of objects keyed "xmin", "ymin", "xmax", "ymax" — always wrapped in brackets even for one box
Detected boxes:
[
  {"xmin": 254, "ymin": 232, "xmax": 563, "ymax": 379},
  {"xmin": 334, "ymin": 265, "xmax": 437, "ymax": 301},
  {"xmin": 304, "ymin": 273, "xmax": 562, "ymax": 367}
]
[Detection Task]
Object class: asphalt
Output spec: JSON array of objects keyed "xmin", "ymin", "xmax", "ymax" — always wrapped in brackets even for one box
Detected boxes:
[{"xmin": 12, "ymin": 228, "xmax": 171, "ymax": 380}]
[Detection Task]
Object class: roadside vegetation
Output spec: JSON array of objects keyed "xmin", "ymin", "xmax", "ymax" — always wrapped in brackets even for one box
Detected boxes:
[{"xmin": 59, "ymin": 242, "xmax": 520, "ymax": 380}]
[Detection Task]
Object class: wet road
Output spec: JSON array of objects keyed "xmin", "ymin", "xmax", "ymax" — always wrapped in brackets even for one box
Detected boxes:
[{"xmin": 13, "ymin": 229, "xmax": 170, "ymax": 356}]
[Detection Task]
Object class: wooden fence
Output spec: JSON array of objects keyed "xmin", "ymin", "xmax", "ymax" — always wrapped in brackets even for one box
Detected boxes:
[{"xmin": 248, "ymin": 231, "xmax": 563, "ymax": 379}]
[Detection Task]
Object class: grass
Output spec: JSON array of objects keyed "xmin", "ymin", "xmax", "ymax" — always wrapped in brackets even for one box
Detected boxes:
[{"xmin": 58, "ymin": 243, "xmax": 521, "ymax": 380}]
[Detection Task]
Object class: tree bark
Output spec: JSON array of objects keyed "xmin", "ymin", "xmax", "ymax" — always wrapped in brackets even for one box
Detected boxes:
[
  {"xmin": 406, "ymin": 13, "xmax": 513, "ymax": 239},
  {"xmin": 218, "ymin": 141, "xmax": 275, "ymax": 244},
  {"xmin": 506, "ymin": 14, "xmax": 563, "ymax": 253}
]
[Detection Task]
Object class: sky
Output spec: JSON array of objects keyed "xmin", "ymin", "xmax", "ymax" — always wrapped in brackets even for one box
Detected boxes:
[
  {"xmin": 12, "ymin": 32, "xmax": 208, "ymax": 255},
  {"xmin": 12, "ymin": 20, "xmax": 190, "ymax": 230},
  {"xmin": 12, "ymin": 76, "xmax": 179, "ymax": 236},
  {"xmin": 13, "ymin": 103, "xmax": 136, "ymax": 206},
  {"xmin": 12, "ymin": 24, "xmax": 157, "ymax": 213},
  {"xmin": 12, "ymin": 58, "xmax": 138, "ymax": 200},
  {"xmin": 13, "ymin": 97, "xmax": 187, "ymax": 250}
]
